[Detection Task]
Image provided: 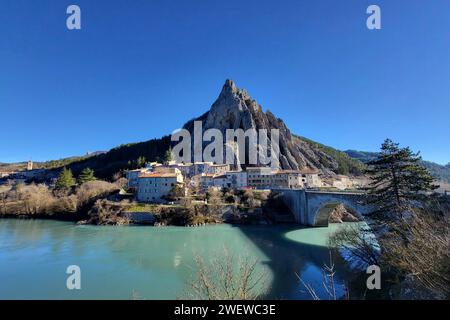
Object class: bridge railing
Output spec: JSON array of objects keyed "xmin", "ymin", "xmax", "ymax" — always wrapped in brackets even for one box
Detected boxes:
[{"xmin": 305, "ymin": 187, "xmax": 366, "ymax": 195}]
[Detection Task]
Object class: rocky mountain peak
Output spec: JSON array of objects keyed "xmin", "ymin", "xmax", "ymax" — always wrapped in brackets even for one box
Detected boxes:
[
  {"xmin": 222, "ymin": 79, "xmax": 238, "ymax": 93},
  {"xmin": 218, "ymin": 79, "xmax": 252, "ymax": 105},
  {"xmin": 205, "ymin": 79, "xmax": 258, "ymax": 131},
  {"xmin": 182, "ymin": 79, "xmax": 341, "ymax": 174}
]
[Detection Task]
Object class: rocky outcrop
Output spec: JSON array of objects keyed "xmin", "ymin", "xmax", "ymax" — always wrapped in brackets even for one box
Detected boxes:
[
  {"xmin": 183, "ymin": 79, "xmax": 340, "ymax": 174},
  {"xmin": 329, "ymin": 204, "xmax": 360, "ymax": 223}
]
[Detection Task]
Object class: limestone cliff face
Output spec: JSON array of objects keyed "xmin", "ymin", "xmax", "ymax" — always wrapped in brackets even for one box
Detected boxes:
[{"xmin": 183, "ymin": 79, "xmax": 339, "ymax": 174}]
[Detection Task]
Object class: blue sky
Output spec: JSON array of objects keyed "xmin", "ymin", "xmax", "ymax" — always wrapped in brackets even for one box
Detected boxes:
[{"xmin": 1, "ymin": 0, "xmax": 449, "ymax": 164}]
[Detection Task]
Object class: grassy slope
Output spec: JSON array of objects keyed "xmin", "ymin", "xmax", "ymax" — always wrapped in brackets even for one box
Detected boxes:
[
  {"xmin": 297, "ymin": 136, "xmax": 366, "ymax": 175},
  {"xmin": 63, "ymin": 136, "xmax": 172, "ymax": 178}
]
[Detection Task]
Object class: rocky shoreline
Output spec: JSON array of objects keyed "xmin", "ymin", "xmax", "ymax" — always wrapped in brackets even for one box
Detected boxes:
[{"xmin": 329, "ymin": 204, "xmax": 360, "ymax": 223}]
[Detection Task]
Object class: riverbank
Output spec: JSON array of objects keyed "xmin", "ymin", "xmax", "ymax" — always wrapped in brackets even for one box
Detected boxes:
[
  {"xmin": 0, "ymin": 181, "xmax": 361, "ymax": 227},
  {"xmin": 0, "ymin": 200, "xmax": 275, "ymax": 227},
  {"xmin": 0, "ymin": 197, "xmax": 360, "ymax": 227},
  {"xmin": 0, "ymin": 183, "xmax": 285, "ymax": 227}
]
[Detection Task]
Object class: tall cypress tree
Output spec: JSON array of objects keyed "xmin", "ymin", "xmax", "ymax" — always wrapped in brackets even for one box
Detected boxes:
[
  {"xmin": 365, "ymin": 139, "xmax": 438, "ymax": 218},
  {"xmin": 55, "ymin": 167, "xmax": 76, "ymax": 190}
]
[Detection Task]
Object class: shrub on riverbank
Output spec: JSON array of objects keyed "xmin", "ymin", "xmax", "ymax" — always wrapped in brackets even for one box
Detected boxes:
[
  {"xmin": 330, "ymin": 199, "xmax": 450, "ymax": 299},
  {"xmin": 85, "ymin": 199, "xmax": 130, "ymax": 225},
  {"xmin": 0, "ymin": 180, "xmax": 119, "ymax": 219},
  {"xmin": 0, "ymin": 183, "xmax": 56, "ymax": 216},
  {"xmin": 183, "ymin": 247, "xmax": 269, "ymax": 300},
  {"xmin": 379, "ymin": 203, "xmax": 450, "ymax": 299}
]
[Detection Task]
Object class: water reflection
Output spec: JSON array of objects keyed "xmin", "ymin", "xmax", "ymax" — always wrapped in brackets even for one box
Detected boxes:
[{"xmin": 232, "ymin": 224, "xmax": 351, "ymax": 299}]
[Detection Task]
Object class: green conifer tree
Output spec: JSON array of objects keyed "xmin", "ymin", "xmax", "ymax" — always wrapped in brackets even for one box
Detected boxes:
[
  {"xmin": 365, "ymin": 139, "xmax": 438, "ymax": 218},
  {"xmin": 78, "ymin": 168, "xmax": 96, "ymax": 184},
  {"xmin": 136, "ymin": 156, "xmax": 146, "ymax": 168},
  {"xmin": 55, "ymin": 167, "xmax": 76, "ymax": 190},
  {"xmin": 164, "ymin": 147, "xmax": 173, "ymax": 163}
]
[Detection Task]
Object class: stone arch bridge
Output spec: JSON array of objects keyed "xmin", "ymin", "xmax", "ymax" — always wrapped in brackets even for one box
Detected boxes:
[{"xmin": 275, "ymin": 189, "xmax": 372, "ymax": 227}]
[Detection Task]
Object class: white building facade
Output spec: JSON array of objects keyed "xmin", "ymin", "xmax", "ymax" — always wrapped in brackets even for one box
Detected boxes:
[
  {"xmin": 126, "ymin": 169, "xmax": 149, "ymax": 189},
  {"xmin": 137, "ymin": 169, "xmax": 183, "ymax": 202},
  {"xmin": 247, "ymin": 167, "xmax": 274, "ymax": 189},
  {"xmin": 299, "ymin": 169, "xmax": 322, "ymax": 188}
]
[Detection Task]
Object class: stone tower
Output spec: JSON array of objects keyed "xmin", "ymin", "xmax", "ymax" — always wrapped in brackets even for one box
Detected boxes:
[{"xmin": 27, "ymin": 160, "xmax": 33, "ymax": 171}]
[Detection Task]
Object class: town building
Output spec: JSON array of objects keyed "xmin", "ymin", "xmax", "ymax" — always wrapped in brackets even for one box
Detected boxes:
[
  {"xmin": 332, "ymin": 175, "xmax": 354, "ymax": 190},
  {"xmin": 137, "ymin": 168, "xmax": 183, "ymax": 203},
  {"xmin": 213, "ymin": 174, "xmax": 228, "ymax": 188},
  {"xmin": 145, "ymin": 162, "xmax": 163, "ymax": 170},
  {"xmin": 193, "ymin": 162, "xmax": 213, "ymax": 175},
  {"xmin": 299, "ymin": 168, "xmax": 322, "ymax": 188},
  {"xmin": 195, "ymin": 173, "xmax": 216, "ymax": 190},
  {"xmin": 153, "ymin": 166, "xmax": 180, "ymax": 174},
  {"xmin": 192, "ymin": 171, "xmax": 247, "ymax": 190},
  {"xmin": 126, "ymin": 168, "xmax": 149, "ymax": 189},
  {"xmin": 130, "ymin": 161, "xmax": 325, "ymax": 200},
  {"xmin": 247, "ymin": 167, "xmax": 321, "ymax": 190},
  {"xmin": 167, "ymin": 162, "xmax": 195, "ymax": 177},
  {"xmin": 166, "ymin": 161, "xmax": 229, "ymax": 178},
  {"xmin": 247, "ymin": 167, "xmax": 275, "ymax": 189},
  {"xmin": 271, "ymin": 170, "xmax": 303, "ymax": 189},
  {"xmin": 225, "ymin": 171, "xmax": 248, "ymax": 189},
  {"xmin": 206, "ymin": 164, "xmax": 230, "ymax": 176}
]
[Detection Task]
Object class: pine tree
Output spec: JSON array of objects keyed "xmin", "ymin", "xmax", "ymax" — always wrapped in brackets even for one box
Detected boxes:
[
  {"xmin": 164, "ymin": 147, "xmax": 173, "ymax": 163},
  {"xmin": 55, "ymin": 167, "xmax": 76, "ymax": 190},
  {"xmin": 78, "ymin": 168, "xmax": 96, "ymax": 184},
  {"xmin": 365, "ymin": 139, "xmax": 438, "ymax": 218},
  {"xmin": 136, "ymin": 156, "xmax": 146, "ymax": 168}
]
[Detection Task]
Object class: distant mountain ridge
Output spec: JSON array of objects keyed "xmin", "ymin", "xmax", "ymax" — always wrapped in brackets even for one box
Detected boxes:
[
  {"xmin": 0, "ymin": 152, "xmax": 107, "ymax": 173},
  {"xmin": 344, "ymin": 150, "xmax": 450, "ymax": 183}
]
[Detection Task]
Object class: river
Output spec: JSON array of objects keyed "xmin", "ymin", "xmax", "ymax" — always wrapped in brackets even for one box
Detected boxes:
[{"xmin": 0, "ymin": 219, "xmax": 356, "ymax": 300}]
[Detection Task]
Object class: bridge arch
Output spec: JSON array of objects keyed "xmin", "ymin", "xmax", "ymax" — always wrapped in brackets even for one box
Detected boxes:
[
  {"xmin": 305, "ymin": 191, "xmax": 369, "ymax": 227},
  {"xmin": 313, "ymin": 201, "xmax": 361, "ymax": 227},
  {"xmin": 275, "ymin": 189, "xmax": 372, "ymax": 226}
]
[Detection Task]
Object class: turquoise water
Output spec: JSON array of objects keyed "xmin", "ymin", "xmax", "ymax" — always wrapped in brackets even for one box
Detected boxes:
[{"xmin": 0, "ymin": 219, "xmax": 353, "ymax": 300}]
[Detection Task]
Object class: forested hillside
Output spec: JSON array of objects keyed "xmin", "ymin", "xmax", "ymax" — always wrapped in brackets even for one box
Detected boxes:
[{"xmin": 345, "ymin": 150, "xmax": 450, "ymax": 183}]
